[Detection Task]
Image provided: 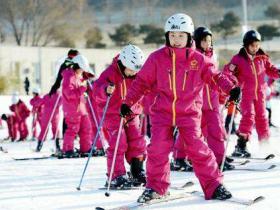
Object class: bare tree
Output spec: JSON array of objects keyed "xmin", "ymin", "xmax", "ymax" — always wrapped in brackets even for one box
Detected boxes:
[
  {"xmin": 0, "ymin": 0, "xmax": 87, "ymax": 46},
  {"xmin": 0, "ymin": 0, "xmax": 31, "ymax": 45}
]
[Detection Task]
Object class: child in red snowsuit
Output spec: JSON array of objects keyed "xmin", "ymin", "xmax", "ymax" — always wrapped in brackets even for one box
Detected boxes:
[
  {"xmin": 10, "ymin": 95, "xmax": 30, "ymax": 141},
  {"xmin": 1, "ymin": 114, "xmax": 18, "ymax": 141}
]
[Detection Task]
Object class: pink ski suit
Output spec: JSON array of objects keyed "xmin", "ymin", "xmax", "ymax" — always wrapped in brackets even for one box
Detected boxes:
[
  {"xmin": 173, "ymin": 49, "xmax": 226, "ymax": 164},
  {"xmin": 30, "ymin": 95, "xmax": 44, "ymax": 139},
  {"xmin": 124, "ymin": 46, "xmax": 235, "ymax": 199},
  {"xmin": 10, "ymin": 100, "xmax": 30, "ymax": 140},
  {"xmin": 224, "ymin": 48, "xmax": 280, "ymax": 141},
  {"xmin": 38, "ymin": 92, "xmax": 61, "ymax": 142},
  {"xmin": 61, "ymin": 69, "xmax": 92, "ymax": 153},
  {"xmin": 93, "ymin": 56, "xmax": 146, "ymax": 180}
]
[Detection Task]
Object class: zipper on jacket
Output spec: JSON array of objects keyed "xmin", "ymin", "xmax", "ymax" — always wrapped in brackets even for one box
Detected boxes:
[
  {"xmin": 120, "ymin": 80, "xmax": 127, "ymax": 100},
  {"xmin": 251, "ymin": 60, "xmax": 259, "ymax": 100},
  {"xmin": 206, "ymin": 85, "xmax": 213, "ymax": 110},
  {"xmin": 171, "ymin": 51, "xmax": 177, "ymax": 126},
  {"xmin": 182, "ymin": 71, "xmax": 188, "ymax": 91},
  {"xmin": 168, "ymin": 70, "xmax": 172, "ymax": 90}
]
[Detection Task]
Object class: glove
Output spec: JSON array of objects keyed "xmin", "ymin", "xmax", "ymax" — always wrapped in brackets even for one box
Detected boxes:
[
  {"xmin": 229, "ymin": 87, "xmax": 241, "ymax": 102},
  {"xmin": 120, "ymin": 103, "xmax": 133, "ymax": 117},
  {"xmin": 82, "ymin": 71, "xmax": 95, "ymax": 80}
]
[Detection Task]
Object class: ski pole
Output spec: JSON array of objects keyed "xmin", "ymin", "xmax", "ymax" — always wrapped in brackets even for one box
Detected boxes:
[
  {"xmin": 31, "ymin": 112, "xmax": 37, "ymax": 141},
  {"xmin": 86, "ymin": 94, "xmax": 108, "ymax": 150},
  {"xmin": 77, "ymin": 94, "xmax": 111, "ymax": 190},
  {"xmin": 220, "ymin": 101, "xmax": 237, "ymax": 171},
  {"xmin": 105, "ymin": 117, "xmax": 124, "ymax": 197},
  {"xmin": 53, "ymin": 107, "xmax": 62, "ymax": 153}
]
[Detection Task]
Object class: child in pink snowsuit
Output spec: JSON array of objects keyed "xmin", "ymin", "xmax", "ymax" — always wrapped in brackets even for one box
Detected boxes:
[
  {"xmin": 35, "ymin": 92, "xmax": 62, "ymax": 152},
  {"xmin": 121, "ymin": 14, "xmax": 240, "ymax": 202},
  {"xmin": 10, "ymin": 98, "xmax": 30, "ymax": 141},
  {"xmin": 172, "ymin": 27, "xmax": 234, "ymax": 171},
  {"xmin": 61, "ymin": 54, "xmax": 93, "ymax": 158},
  {"xmin": 30, "ymin": 88, "xmax": 44, "ymax": 140},
  {"xmin": 1, "ymin": 114, "xmax": 18, "ymax": 141},
  {"xmin": 224, "ymin": 30, "xmax": 280, "ymax": 158},
  {"xmin": 93, "ymin": 45, "xmax": 146, "ymax": 188}
]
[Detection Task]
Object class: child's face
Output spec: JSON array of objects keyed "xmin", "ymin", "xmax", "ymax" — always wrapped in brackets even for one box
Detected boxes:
[
  {"xmin": 169, "ymin": 32, "xmax": 188, "ymax": 48},
  {"xmin": 247, "ymin": 41, "xmax": 260, "ymax": 55},
  {"xmin": 201, "ymin": 35, "xmax": 212, "ymax": 51},
  {"xmin": 124, "ymin": 68, "xmax": 137, "ymax": 77},
  {"xmin": 75, "ymin": 68, "xmax": 83, "ymax": 75}
]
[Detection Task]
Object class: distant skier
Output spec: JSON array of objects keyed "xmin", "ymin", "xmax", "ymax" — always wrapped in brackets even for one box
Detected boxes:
[
  {"xmin": 30, "ymin": 87, "xmax": 43, "ymax": 141},
  {"xmin": 24, "ymin": 77, "xmax": 30, "ymax": 95},
  {"xmin": 9, "ymin": 92, "xmax": 30, "ymax": 141},
  {"xmin": 1, "ymin": 114, "xmax": 18, "ymax": 141},
  {"xmin": 35, "ymin": 91, "xmax": 62, "ymax": 152},
  {"xmin": 223, "ymin": 30, "xmax": 280, "ymax": 158}
]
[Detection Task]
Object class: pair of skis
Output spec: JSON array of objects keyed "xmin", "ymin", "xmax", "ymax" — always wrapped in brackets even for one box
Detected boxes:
[
  {"xmin": 228, "ymin": 154, "xmax": 276, "ymax": 172},
  {"xmin": 96, "ymin": 181, "xmax": 264, "ymax": 210}
]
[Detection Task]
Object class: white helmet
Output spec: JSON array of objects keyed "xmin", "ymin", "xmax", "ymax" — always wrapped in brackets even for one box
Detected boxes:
[
  {"xmin": 164, "ymin": 13, "xmax": 194, "ymax": 34},
  {"xmin": 119, "ymin": 44, "xmax": 145, "ymax": 72},
  {"xmin": 11, "ymin": 91, "xmax": 19, "ymax": 104},
  {"xmin": 72, "ymin": 54, "xmax": 92, "ymax": 73},
  {"xmin": 32, "ymin": 87, "xmax": 41, "ymax": 94}
]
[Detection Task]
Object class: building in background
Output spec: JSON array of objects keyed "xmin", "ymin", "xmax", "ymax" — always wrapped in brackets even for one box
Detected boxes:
[{"xmin": 0, "ymin": 46, "xmax": 154, "ymax": 94}]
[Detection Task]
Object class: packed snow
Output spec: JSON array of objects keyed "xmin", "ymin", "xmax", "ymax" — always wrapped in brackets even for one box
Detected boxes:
[{"xmin": 0, "ymin": 95, "xmax": 280, "ymax": 210}]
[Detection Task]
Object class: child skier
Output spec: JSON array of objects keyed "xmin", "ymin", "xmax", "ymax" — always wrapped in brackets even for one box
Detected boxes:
[
  {"xmin": 30, "ymin": 87, "xmax": 44, "ymax": 140},
  {"xmin": 195, "ymin": 27, "xmax": 235, "ymax": 170},
  {"xmin": 92, "ymin": 44, "xmax": 146, "ymax": 188},
  {"xmin": 1, "ymin": 114, "xmax": 18, "ymax": 141},
  {"xmin": 9, "ymin": 92, "xmax": 30, "ymax": 141},
  {"xmin": 61, "ymin": 54, "xmax": 93, "ymax": 158},
  {"xmin": 223, "ymin": 30, "xmax": 280, "ymax": 158},
  {"xmin": 120, "ymin": 13, "xmax": 240, "ymax": 202},
  {"xmin": 35, "ymin": 91, "xmax": 62, "ymax": 152}
]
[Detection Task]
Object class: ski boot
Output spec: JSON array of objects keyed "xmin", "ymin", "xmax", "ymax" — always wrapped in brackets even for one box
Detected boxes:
[
  {"xmin": 220, "ymin": 160, "xmax": 235, "ymax": 171},
  {"xmin": 170, "ymin": 158, "xmax": 193, "ymax": 172},
  {"xmin": 130, "ymin": 158, "xmax": 146, "ymax": 186},
  {"xmin": 212, "ymin": 184, "xmax": 232, "ymax": 200},
  {"xmin": 58, "ymin": 150, "xmax": 80, "ymax": 159},
  {"xmin": 137, "ymin": 188, "xmax": 169, "ymax": 203},
  {"xmin": 93, "ymin": 148, "xmax": 105, "ymax": 157},
  {"xmin": 35, "ymin": 141, "xmax": 43, "ymax": 152},
  {"xmin": 105, "ymin": 175, "xmax": 133, "ymax": 189},
  {"xmin": 226, "ymin": 156, "xmax": 234, "ymax": 163},
  {"xmin": 232, "ymin": 136, "xmax": 251, "ymax": 157},
  {"xmin": 55, "ymin": 138, "xmax": 61, "ymax": 152}
]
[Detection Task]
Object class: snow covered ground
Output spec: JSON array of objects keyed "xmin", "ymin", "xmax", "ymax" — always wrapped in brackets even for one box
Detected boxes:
[{"xmin": 0, "ymin": 96, "xmax": 280, "ymax": 210}]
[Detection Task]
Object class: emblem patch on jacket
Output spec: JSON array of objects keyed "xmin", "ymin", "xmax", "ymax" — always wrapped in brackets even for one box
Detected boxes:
[{"xmin": 190, "ymin": 60, "xmax": 198, "ymax": 70}]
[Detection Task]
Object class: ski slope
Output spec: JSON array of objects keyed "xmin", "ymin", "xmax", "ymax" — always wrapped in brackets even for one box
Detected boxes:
[{"xmin": 0, "ymin": 96, "xmax": 280, "ymax": 210}]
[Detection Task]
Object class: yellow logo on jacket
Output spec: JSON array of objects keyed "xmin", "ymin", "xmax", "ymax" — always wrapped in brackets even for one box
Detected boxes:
[{"xmin": 190, "ymin": 59, "xmax": 198, "ymax": 70}]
